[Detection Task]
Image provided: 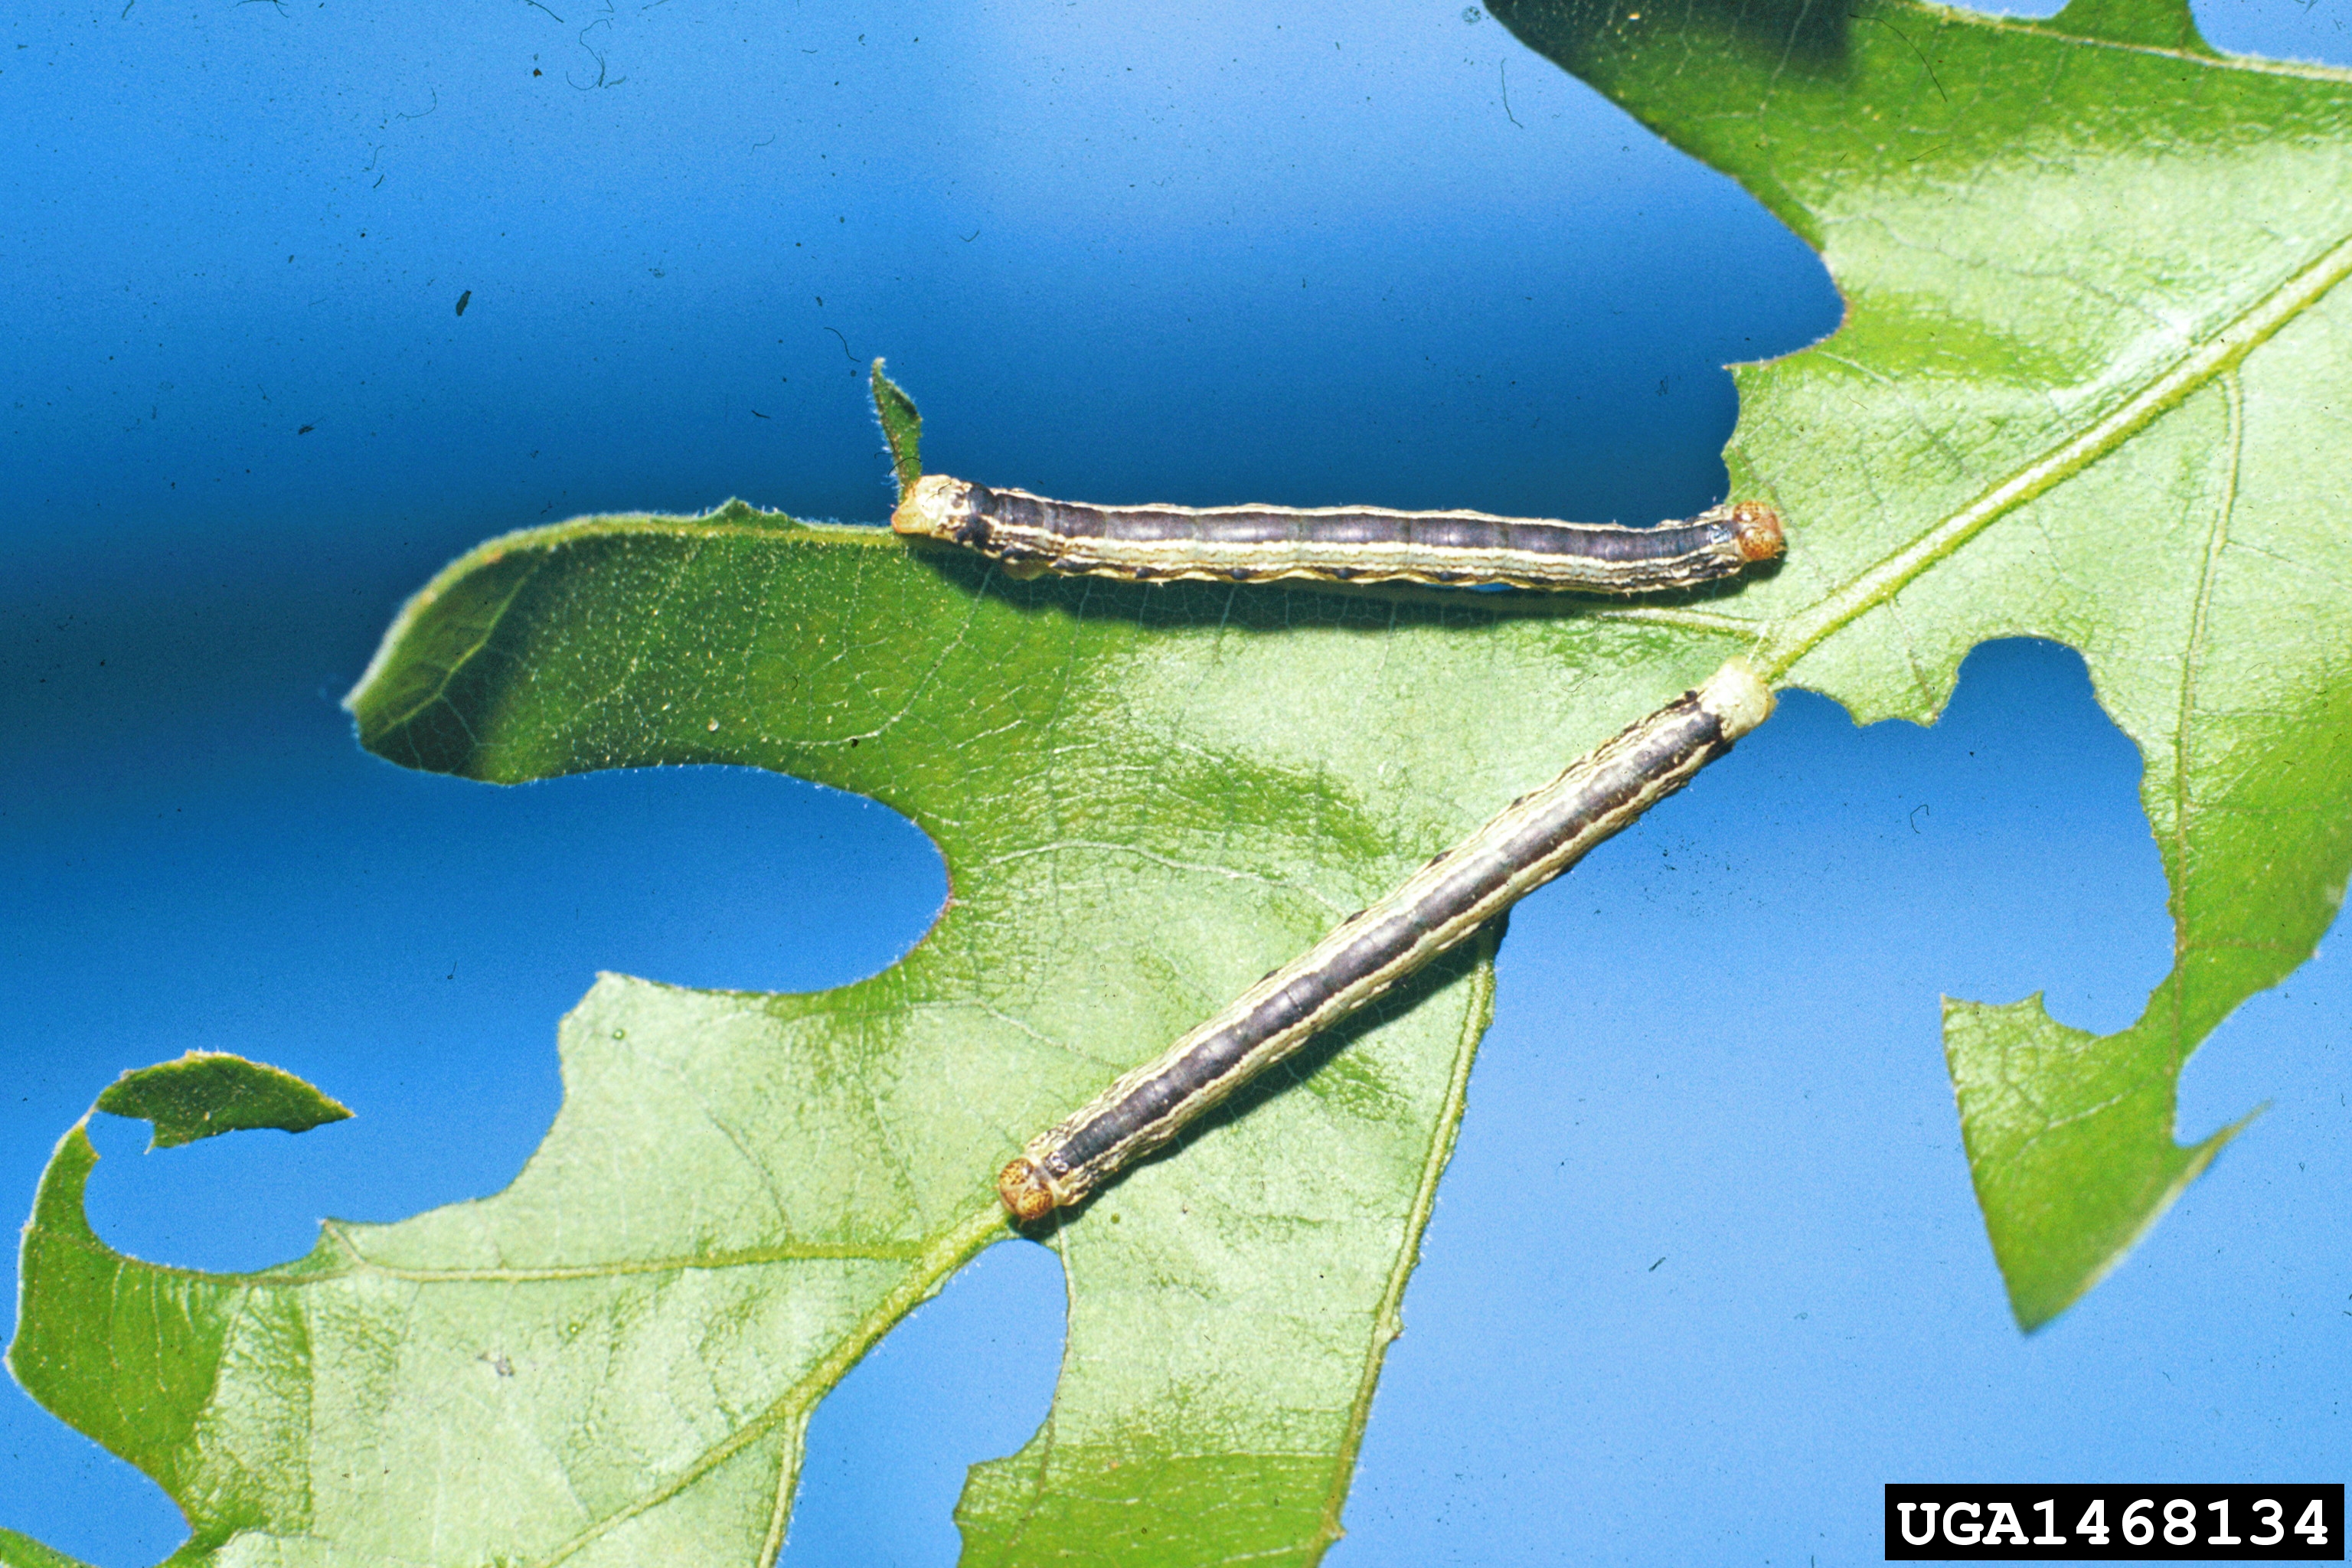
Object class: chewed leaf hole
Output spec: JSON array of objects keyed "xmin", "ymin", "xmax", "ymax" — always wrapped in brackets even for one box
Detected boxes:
[
  {"xmin": 782, "ymin": 1239, "xmax": 1066, "ymax": 1568},
  {"xmin": 75, "ymin": 763, "xmax": 946, "ymax": 1279}
]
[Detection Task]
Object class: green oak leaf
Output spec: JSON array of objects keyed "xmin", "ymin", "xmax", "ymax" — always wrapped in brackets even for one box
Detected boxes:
[
  {"xmin": 11, "ymin": 2, "xmax": 2351, "ymax": 1562},
  {"xmin": 1490, "ymin": 0, "xmax": 2352, "ymax": 1328},
  {"xmin": 23, "ymin": 495, "xmax": 1718, "ymax": 1564}
]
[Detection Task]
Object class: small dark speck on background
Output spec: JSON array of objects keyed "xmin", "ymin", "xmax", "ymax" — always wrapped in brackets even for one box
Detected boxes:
[
  {"xmin": 455, "ymin": 289, "xmax": 472, "ymax": 316},
  {"xmin": 297, "ymin": 424, "xmax": 314, "ymax": 434}
]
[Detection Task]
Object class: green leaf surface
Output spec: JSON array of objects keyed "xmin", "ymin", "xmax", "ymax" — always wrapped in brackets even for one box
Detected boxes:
[
  {"xmin": 872, "ymin": 358, "xmax": 923, "ymax": 498},
  {"xmin": 24, "ymin": 498, "xmax": 1716, "ymax": 1563},
  {"xmin": 93, "ymin": 1052, "xmax": 353, "ymax": 1152},
  {"xmin": 13, "ymin": 3, "xmax": 2352, "ymax": 1561},
  {"xmin": 1491, "ymin": 0, "xmax": 2352, "ymax": 1327},
  {"xmin": 6, "ymin": 1063, "xmax": 350, "ymax": 1564}
]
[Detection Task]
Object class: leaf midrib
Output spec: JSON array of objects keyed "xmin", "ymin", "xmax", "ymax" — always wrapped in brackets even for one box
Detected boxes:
[
  {"xmin": 1751, "ymin": 224, "xmax": 2352, "ymax": 684},
  {"xmin": 318, "ymin": 1223, "xmax": 934, "ymax": 1280}
]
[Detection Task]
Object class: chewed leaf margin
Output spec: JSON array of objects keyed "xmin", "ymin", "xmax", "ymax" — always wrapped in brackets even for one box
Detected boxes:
[
  {"xmin": 7, "ymin": 1054, "xmax": 348, "ymax": 1563},
  {"xmin": 94, "ymin": 1050, "xmax": 352, "ymax": 1152},
  {"xmin": 1492, "ymin": 0, "xmax": 2352, "ymax": 1325}
]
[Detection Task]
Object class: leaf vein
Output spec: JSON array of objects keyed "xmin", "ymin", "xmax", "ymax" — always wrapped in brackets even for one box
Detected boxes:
[
  {"xmin": 1756, "ymin": 224, "xmax": 2352, "ymax": 681},
  {"xmin": 532, "ymin": 1204, "xmax": 1007, "ymax": 1568}
]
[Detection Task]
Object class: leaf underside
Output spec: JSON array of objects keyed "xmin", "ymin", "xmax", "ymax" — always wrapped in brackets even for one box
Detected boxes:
[
  {"xmin": 1493, "ymin": 0, "xmax": 2352, "ymax": 1327},
  {"xmin": 11, "ymin": 2, "xmax": 2352, "ymax": 1563}
]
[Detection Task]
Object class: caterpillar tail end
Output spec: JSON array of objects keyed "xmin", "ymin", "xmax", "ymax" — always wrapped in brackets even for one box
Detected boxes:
[
  {"xmin": 1727, "ymin": 502, "xmax": 1785, "ymax": 564},
  {"xmin": 1697, "ymin": 658, "xmax": 1775, "ymax": 741},
  {"xmin": 998, "ymin": 1155, "xmax": 1064, "ymax": 1224}
]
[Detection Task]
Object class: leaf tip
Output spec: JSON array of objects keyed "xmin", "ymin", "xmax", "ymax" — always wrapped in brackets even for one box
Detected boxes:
[
  {"xmin": 2009, "ymin": 1098, "xmax": 2255, "ymax": 1333},
  {"xmin": 871, "ymin": 357, "xmax": 924, "ymax": 501},
  {"xmin": 1944, "ymin": 995, "xmax": 2246, "ymax": 1332},
  {"xmin": 94, "ymin": 1050, "xmax": 354, "ymax": 1152}
]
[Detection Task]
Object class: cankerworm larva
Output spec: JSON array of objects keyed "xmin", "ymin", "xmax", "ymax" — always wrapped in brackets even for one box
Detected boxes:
[
  {"xmin": 998, "ymin": 658, "xmax": 1775, "ymax": 1222},
  {"xmin": 893, "ymin": 474, "xmax": 1784, "ymax": 595}
]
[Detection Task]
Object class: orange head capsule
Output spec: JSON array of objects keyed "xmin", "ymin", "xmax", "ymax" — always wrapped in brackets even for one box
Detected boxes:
[
  {"xmin": 1728, "ymin": 502, "xmax": 1785, "ymax": 564},
  {"xmin": 892, "ymin": 473, "xmax": 980, "ymax": 542},
  {"xmin": 998, "ymin": 1155, "xmax": 1061, "ymax": 1224}
]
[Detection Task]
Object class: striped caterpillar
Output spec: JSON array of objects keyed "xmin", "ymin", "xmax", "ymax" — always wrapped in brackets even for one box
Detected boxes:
[
  {"xmin": 998, "ymin": 660, "xmax": 1774, "ymax": 1222},
  {"xmin": 893, "ymin": 474, "xmax": 1784, "ymax": 595}
]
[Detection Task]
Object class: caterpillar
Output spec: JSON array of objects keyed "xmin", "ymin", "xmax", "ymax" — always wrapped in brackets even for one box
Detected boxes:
[
  {"xmin": 998, "ymin": 658, "xmax": 1775, "ymax": 1222},
  {"xmin": 893, "ymin": 474, "xmax": 1784, "ymax": 595}
]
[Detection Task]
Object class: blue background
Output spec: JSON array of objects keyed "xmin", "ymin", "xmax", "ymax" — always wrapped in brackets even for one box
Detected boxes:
[{"xmin": 5, "ymin": 2, "xmax": 2348, "ymax": 1563}]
